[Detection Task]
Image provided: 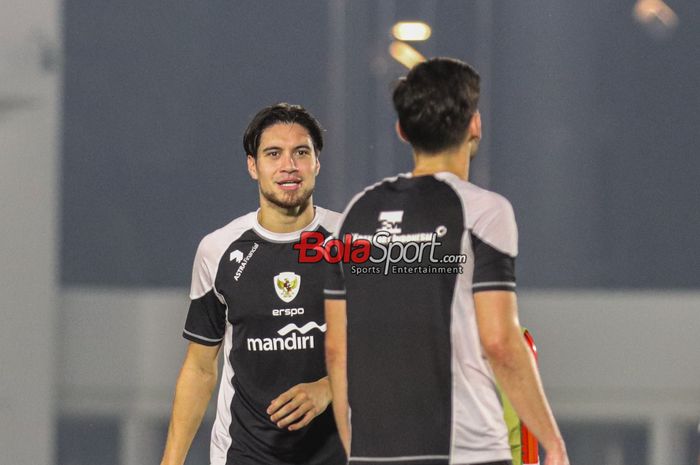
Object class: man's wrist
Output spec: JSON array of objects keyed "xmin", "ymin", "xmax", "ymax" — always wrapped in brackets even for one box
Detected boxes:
[
  {"xmin": 542, "ymin": 435, "xmax": 566, "ymax": 454},
  {"xmin": 317, "ymin": 376, "xmax": 332, "ymax": 405}
]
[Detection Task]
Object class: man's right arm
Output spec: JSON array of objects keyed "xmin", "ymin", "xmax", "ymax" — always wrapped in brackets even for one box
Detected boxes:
[
  {"xmin": 160, "ymin": 342, "xmax": 220, "ymax": 465},
  {"xmin": 325, "ymin": 298, "xmax": 350, "ymax": 455}
]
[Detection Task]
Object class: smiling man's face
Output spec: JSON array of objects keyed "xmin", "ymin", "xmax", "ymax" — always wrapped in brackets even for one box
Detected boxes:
[{"xmin": 247, "ymin": 122, "xmax": 320, "ymax": 210}]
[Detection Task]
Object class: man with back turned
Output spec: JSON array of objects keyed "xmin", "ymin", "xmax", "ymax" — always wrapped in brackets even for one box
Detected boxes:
[{"xmin": 324, "ymin": 58, "xmax": 570, "ymax": 465}]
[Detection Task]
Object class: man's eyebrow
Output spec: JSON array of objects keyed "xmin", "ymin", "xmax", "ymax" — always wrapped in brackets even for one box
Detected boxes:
[{"xmin": 261, "ymin": 144, "xmax": 312, "ymax": 151}]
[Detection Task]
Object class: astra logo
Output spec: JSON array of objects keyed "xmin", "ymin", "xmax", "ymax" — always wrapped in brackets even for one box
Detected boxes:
[
  {"xmin": 377, "ymin": 210, "xmax": 404, "ymax": 234},
  {"xmin": 229, "ymin": 250, "xmax": 243, "ymax": 263},
  {"xmin": 234, "ymin": 243, "xmax": 259, "ymax": 281},
  {"xmin": 246, "ymin": 321, "xmax": 326, "ymax": 352}
]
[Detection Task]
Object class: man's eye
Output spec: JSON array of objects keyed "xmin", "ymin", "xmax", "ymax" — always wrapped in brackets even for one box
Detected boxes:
[
  {"xmin": 296, "ymin": 149, "xmax": 310, "ymax": 156},
  {"xmin": 266, "ymin": 151, "xmax": 280, "ymax": 157}
]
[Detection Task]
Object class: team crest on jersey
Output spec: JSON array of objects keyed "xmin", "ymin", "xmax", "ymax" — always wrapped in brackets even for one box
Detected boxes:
[{"xmin": 274, "ymin": 272, "xmax": 301, "ymax": 303}]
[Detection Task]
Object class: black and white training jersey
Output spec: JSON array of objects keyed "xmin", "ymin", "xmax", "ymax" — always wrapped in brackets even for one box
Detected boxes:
[
  {"xmin": 325, "ymin": 172, "xmax": 517, "ymax": 465},
  {"xmin": 184, "ymin": 207, "xmax": 345, "ymax": 465}
]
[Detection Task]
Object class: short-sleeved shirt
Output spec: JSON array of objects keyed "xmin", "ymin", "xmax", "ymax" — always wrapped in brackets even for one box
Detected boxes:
[
  {"xmin": 184, "ymin": 207, "xmax": 345, "ymax": 465},
  {"xmin": 324, "ymin": 172, "xmax": 517, "ymax": 465}
]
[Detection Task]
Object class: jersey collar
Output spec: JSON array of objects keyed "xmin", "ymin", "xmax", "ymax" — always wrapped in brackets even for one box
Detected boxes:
[{"xmin": 251, "ymin": 207, "xmax": 323, "ymax": 243}]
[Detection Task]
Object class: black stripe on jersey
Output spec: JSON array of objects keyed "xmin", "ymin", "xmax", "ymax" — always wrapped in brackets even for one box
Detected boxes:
[
  {"xmin": 471, "ymin": 232, "xmax": 516, "ymax": 293},
  {"xmin": 183, "ymin": 289, "xmax": 226, "ymax": 346}
]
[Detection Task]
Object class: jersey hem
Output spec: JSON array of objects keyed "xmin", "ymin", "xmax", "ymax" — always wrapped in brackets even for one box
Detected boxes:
[{"xmin": 450, "ymin": 448, "xmax": 513, "ymax": 464}]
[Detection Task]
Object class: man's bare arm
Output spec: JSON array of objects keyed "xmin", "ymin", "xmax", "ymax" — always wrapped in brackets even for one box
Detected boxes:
[
  {"xmin": 325, "ymin": 298, "xmax": 350, "ymax": 455},
  {"xmin": 160, "ymin": 342, "xmax": 220, "ymax": 465},
  {"xmin": 474, "ymin": 291, "xmax": 569, "ymax": 465}
]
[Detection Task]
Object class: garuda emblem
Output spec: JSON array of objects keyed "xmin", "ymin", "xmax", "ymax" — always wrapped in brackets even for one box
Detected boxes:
[{"xmin": 274, "ymin": 272, "xmax": 301, "ymax": 303}]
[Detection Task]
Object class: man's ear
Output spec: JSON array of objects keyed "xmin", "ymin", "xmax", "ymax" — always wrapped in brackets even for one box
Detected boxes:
[
  {"xmin": 247, "ymin": 155, "xmax": 258, "ymax": 180},
  {"xmin": 468, "ymin": 111, "xmax": 482, "ymax": 142},
  {"xmin": 314, "ymin": 155, "xmax": 321, "ymax": 176},
  {"xmin": 395, "ymin": 120, "xmax": 409, "ymax": 143}
]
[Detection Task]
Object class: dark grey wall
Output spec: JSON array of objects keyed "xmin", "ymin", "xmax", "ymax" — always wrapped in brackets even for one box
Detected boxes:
[
  {"xmin": 489, "ymin": 1, "xmax": 700, "ymax": 288},
  {"xmin": 62, "ymin": 0, "xmax": 330, "ymax": 286},
  {"xmin": 62, "ymin": 0, "xmax": 700, "ymax": 288}
]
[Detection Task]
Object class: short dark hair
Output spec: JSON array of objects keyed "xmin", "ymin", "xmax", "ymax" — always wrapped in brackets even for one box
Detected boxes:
[
  {"xmin": 392, "ymin": 57, "xmax": 480, "ymax": 153},
  {"xmin": 243, "ymin": 103, "xmax": 324, "ymax": 158}
]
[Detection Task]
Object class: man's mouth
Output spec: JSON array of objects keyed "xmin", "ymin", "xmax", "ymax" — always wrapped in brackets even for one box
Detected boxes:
[{"xmin": 276, "ymin": 179, "xmax": 302, "ymax": 191}]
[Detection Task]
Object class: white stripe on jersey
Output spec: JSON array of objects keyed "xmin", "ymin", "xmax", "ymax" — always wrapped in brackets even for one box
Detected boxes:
[
  {"xmin": 472, "ymin": 281, "xmax": 516, "ymax": 289},
  {"xmin": 210, "ymin": 319, "xmax": 234, "ymax": 465},
  {"xmin": 183, "ymin": 328, "xmax": 224, "ymax": 343},
  {"xmin": 350, "ymin": 455, "xmax": 449, "ymax": 462}
]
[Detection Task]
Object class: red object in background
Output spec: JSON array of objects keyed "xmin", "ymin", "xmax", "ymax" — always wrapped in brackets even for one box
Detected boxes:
[{"xmin": 521, "ymin": 329, "xmax": 540, "ymax": 465}]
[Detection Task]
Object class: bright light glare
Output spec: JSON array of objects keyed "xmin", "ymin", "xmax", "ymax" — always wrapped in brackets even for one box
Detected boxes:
[
  {"xmin": 392, "ymin": 22, "xmax": 432, "ymax": 41},
  {"xmin": 633, "ymin": 0, "xmax": 678, "ymax": 30},
  {"xmin": 389, "ymin": 41, "xmax": 426, "ymax": 70}
]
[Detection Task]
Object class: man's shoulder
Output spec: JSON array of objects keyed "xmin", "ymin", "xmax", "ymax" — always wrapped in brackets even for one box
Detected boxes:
[
  {"xmin": 197, "ymin": 211, "xmax": 258, "ymax": 259},
  {"xmin": 434, "ymin": 173, "xmax": 513, "ymax": 214},
  {"xmin": 440, "ymin": 179, "xmax": 518, "ymax": 256},
  {"xmin": 342, "ymin": 173, "xmax": 410, "ymax": 212},
  {"xmin": 360, "ymin": 172, "xmax": 410, "ymax": 194},
  {"xmin": 315, "ymin": 206, "xmax": 342, "ymax": 234},
  {"xmin": 343, "ymin": 172, "xmax": 514, "ymax": 216}
]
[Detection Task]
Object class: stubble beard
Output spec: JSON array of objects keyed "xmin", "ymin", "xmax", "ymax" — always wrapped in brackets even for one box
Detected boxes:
[{"xmin": 260, "ymin": 184, "xmax": 314, "ymax": 210}]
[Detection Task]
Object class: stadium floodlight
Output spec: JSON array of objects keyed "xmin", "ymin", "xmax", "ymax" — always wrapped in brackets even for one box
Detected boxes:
[
  {"xmin": 391, "ymin": 21, "xmax": 432, "ymax": 41},
  {"xmin": 389, "ymin": 41, "xmax": 426, "ymax": 70},
  {"xmin": 633, "ymin": 0, "xmax": 678, "ymax": 38}
]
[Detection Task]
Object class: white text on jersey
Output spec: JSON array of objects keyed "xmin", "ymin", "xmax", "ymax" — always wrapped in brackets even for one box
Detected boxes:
[
  {"xmin": 272, "ymin": 307, "xmax": 304, "ymax": 317},
  {"xmin": 234, "ymin": 243, "xmax": 259, "ymax": 281},
  {"xmin": 246, "ymin": 321, "xmax": 326, "ymax": 352}
]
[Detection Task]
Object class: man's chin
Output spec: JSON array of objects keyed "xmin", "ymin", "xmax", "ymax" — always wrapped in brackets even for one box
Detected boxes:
[{"xmin": 263, "ymin": 190, "xmax": 313, "ymax": 210}]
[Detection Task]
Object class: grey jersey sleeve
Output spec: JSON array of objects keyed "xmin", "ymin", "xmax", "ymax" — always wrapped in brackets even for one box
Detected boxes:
[{"xmin": 468, "ymin": 191, "xmax": 518, "ymax": 293}]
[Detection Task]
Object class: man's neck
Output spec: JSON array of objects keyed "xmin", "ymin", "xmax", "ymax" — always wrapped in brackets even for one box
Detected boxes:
[
  {"xmin": 412, "ymin": 144, "xmax": 471, "ymax": 181},
  {"xmin": 257, "ymin": 199, "xmax": 316, "ymax": 233}
]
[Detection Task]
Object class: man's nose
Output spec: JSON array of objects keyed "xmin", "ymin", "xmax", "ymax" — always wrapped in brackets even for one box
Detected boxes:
[{"xmin": 280, "ymin": 153, "xmax": 297, "ymax": 171}]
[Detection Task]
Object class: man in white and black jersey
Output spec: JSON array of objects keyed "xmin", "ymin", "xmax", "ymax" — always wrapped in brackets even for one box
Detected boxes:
[
  {"xmin": 161, "ymin": 103, "xmax": 345, "ymax": 465},
  {"xmin": 325, "ymin": 58, "xmax": 570, "ymax": 465}
]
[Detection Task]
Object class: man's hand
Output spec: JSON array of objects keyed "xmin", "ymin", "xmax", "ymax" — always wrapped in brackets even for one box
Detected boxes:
[{"xmin": 267, "ymin": 377, "xmax": 332, "ymax": 431}]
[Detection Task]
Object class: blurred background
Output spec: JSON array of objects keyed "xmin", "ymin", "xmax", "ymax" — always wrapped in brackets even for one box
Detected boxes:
[{"xmin": 2, "ymin": 0, "xmax": 699, "ymax": 464}]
